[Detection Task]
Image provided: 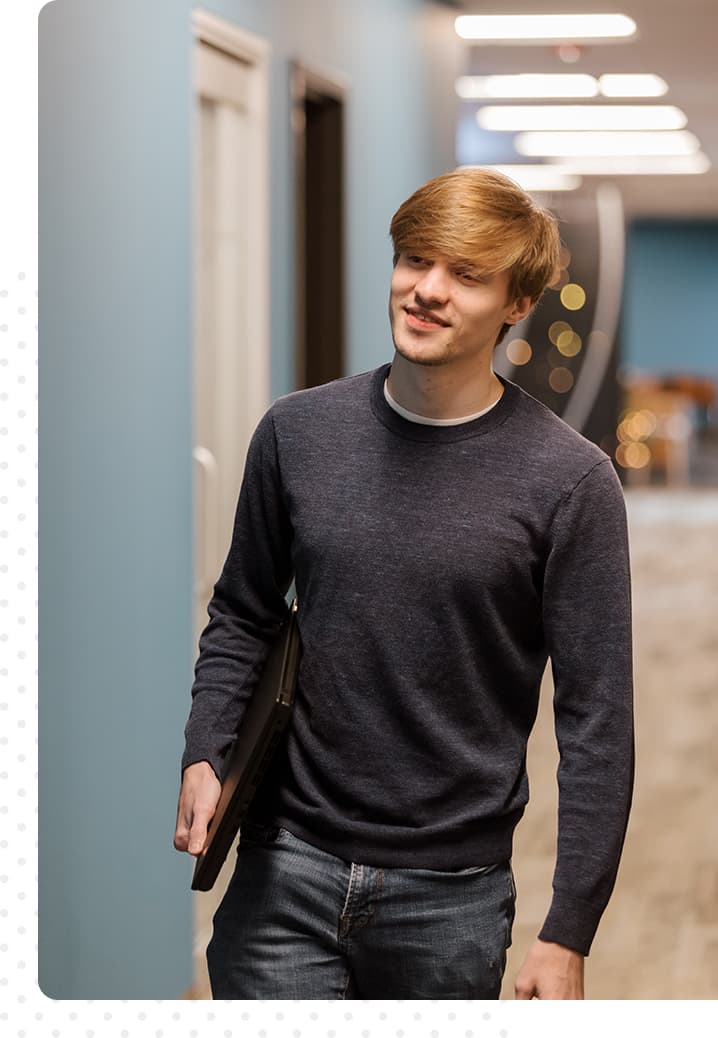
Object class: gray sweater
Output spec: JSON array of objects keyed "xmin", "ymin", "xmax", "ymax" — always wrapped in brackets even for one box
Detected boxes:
[{"xmin": 182, "ymin": 363, "xmax": 634, "ymax": 956}]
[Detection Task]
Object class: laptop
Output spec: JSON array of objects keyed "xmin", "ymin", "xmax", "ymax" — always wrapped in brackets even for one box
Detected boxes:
[{"xmin": 191, "ymin": 599, "xmax": 302, "ymax": 892}]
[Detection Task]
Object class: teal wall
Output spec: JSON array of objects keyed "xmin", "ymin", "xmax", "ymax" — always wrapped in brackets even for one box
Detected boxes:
[
  {"xmin": 622, "ymin": 220, "xmax": 718, "ymax": 379},
  {"xmin": 39, "ymin": 0, "xmax": 459, "ymax": 998}
]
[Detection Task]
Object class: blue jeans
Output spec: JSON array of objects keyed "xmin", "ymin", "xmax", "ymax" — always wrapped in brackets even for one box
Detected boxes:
[{"xmin": 207, "ymin": 822, "xmax": 516, "ymax": 999}]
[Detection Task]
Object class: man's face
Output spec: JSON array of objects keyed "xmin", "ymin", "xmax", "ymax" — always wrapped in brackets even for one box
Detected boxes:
[{"xmin": 388, "ymin": 252, "xmax": 531, "ymax": 369}]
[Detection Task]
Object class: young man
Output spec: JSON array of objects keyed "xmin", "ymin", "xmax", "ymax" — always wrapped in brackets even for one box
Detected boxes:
[{"xmin": 174, "ymin": 168, "xmax": 634, "ymax": 1000}]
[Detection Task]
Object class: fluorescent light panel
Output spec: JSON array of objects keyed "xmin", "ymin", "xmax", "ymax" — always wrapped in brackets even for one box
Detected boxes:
[
  {"xmin": 455, "ymin": 14, "xmax": 637, "ymax": 41},
  {"xmin": 552, "ymin": 154, "xmax": 711, "ymax": 174},
  {"xmin": 456, "ymin": 73, "xmax": 669, "ymax": 100},
  {"xmin": 456, "ymin": 74, "xmax": 598, "ymax": 99},
  {"xmin": 515, "ymin": 130, "xmax": 701, "ymax": 156},
  {"xmin": 477, "ymin": 105, "xmax": 687, "ymax": 131},
  {"xmin": 599, "ymin": 74, "xmax": 668, "ymax": 97}
]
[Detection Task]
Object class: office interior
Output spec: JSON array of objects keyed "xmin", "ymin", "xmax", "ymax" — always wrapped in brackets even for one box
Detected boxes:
[{"xmin": 38, "ymin": 0, "xmax": 718, "ymax": 999}]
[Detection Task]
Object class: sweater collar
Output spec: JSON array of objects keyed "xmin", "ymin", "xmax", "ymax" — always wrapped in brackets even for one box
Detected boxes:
[{"xmin": 370, "ymin": 363, "xmax": 520, "ymax": 443}]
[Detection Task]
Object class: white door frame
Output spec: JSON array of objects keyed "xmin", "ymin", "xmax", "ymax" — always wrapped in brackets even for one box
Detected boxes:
[
  {"xmin": 189, "ymin": 8, "xmax": 271, "ymax": 998},
  {"xmin": 192, "ymin": 7, "xmax": 271, "ymax": 417}
]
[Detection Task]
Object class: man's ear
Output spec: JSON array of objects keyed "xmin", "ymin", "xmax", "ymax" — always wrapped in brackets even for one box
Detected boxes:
[{"xmin": 507, "ymin": 295, "xmax": 533, "ymax": 325}]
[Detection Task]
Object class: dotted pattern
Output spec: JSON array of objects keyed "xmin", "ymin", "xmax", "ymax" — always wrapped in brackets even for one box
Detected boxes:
[
  {"xmin": 1, "ymin": 2, "xmax": 709, "ymax": 1036},
  {"xmin": 0, "ymin": 264, "xmax": 39, "ymax": 1017}
]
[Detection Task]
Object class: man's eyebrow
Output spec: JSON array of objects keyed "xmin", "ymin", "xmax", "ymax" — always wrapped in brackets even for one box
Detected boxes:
[{"xmin": 453, "ymin": 261, "xmax": 491, "ymax": 277}]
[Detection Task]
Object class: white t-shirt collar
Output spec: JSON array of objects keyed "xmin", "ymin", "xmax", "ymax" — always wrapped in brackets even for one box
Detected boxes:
[{"xmin": 383, "ymin": 377, "xmax": 501, "ymax": 427}]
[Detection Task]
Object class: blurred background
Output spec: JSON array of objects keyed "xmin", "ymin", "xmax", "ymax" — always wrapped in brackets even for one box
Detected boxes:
[{"xmin": 38, "ymin": 0, "xmax": 717, "ymax": 999}]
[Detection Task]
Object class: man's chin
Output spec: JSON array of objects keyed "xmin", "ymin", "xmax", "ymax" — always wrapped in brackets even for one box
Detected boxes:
[{"xmin": 393, "ymin": 341, "xmax": 448, "ymax": 368}]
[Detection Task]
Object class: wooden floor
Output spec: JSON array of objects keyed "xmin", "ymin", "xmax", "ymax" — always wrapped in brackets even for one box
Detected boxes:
[
  {"xmin": 502, "ymin": 489, "xmax": 718, "ymax": 999},
  {"xmin": 191, "ymin": 489, "xmax": 718, "ymax": 1000}
]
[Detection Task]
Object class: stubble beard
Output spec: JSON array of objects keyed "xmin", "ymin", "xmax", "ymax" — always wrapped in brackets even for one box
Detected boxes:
[
  {"xmin": 390, "ymin": 310, "xmax": 456, "ymax": 368},
  {"xmin": 393, "ymin": 340, "xmax": 453, "ymax": 367}
]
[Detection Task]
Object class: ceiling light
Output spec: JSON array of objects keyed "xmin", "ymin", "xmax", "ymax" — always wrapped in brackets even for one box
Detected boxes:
[
  {"xmin": 599, "ymin": 74, "xmax": 669, "ymax": 97},
  {"xmin": 477, "ymin": 105, "xmax": 687, "ymax": 132},
  {"xmin": 460, "ymin": 164, "xmax": 582, "ymax": 191},
  {"xmin": 515, "ymin": 130, "xmax": 701, "ymax": 156},
  {"xmin": 550, "ymin": 154, "xmax": 712, "ymax": 174},
  {"xmin": 455, "ymin": 73, "xmax": 673, "ymax": 100},
  {"xmin": 456, "ymin": 74, "xmax": 599, "ymax": 99},
  {"xmin": 455, "ymin": 14, "xmax": 637, "ymax": 42}
]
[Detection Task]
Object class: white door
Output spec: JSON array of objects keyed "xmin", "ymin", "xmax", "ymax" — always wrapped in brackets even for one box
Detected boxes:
[{"xmin": 191, "ymin": 10, "xmax": 270, "ymax": 997}]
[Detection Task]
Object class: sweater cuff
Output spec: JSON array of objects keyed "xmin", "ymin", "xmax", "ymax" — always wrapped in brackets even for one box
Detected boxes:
[
  {"xmin": 180, "ymin": 745, "xmax": 225, "ymax": 782},
  {"xmin": 538, "ymin": 889, "xmax": 604, "ymax": 956}
]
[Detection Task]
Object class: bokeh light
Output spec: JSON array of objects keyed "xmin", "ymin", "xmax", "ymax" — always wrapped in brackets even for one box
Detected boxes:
[
  {"xmin": 560, "ymin": 283, "xmax": 586, "ymax": 310},
  {"xmin": 617, "ymin": 409, "xmax": 658, "ymax": 442},
  {"xmin": 506, "ymin": 338, "xmax": 533, "ymax": 365},
  {"xmin": 548, "ymin": 366, "xmax": 574, "ymax": 393},
  {"xmin": 615, "ymin": 441, "xmax": 652, "ymax": 468},
  {"xmin": 548, "ymin": 320, "xmax": 572, "ymax": 345},
  {"xmin": 556, "ymin": 329, "xmax": 582, "ymax": 356}
]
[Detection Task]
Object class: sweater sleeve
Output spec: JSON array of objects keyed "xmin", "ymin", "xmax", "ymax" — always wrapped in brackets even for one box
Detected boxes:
[
  {"xmin": 538, "ymin": 458, "xmax": 635, "ymax": 956},
  {"xmin": 180, "ymin": 408, "xmax": 294, "ymax": 779}
]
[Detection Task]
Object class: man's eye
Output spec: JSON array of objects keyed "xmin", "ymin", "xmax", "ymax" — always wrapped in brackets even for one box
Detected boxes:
[
  {"xmin": 456, "ymin": 269, "xmax": 479, "ymax": 283},
  {"xmin": 407, "ymin": 255, "xmax": 425, "ymax": 265}
]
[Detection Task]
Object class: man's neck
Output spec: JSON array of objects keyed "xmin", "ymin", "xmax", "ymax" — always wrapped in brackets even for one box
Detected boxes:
[{"xmin": 387, "ymin": 352, "xmax": 504, "ymax": 421}]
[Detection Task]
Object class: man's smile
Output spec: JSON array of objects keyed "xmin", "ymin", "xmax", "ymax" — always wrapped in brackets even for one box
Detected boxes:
[{"xmin": 404, "ymin": 305, "xmax": 450, "ymax": 329}]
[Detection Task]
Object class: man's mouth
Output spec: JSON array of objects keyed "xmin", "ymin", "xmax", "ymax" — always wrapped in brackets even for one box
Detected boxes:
[{"xmin": 404, "ymin": 306, "xmax": 449, "ymax": 328}]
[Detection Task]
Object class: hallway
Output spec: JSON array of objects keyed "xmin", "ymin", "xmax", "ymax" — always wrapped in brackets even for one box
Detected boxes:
[{"xmin": 503, "ymin": 488, "xmax": 718, "ymax": 999}]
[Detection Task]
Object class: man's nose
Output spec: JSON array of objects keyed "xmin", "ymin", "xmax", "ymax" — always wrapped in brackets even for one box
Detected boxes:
[{"xmin": 415, "ymin": 263, "xmax": 451, "ymax": 303}]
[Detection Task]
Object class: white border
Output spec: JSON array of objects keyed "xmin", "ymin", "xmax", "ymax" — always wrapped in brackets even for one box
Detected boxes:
[{"xmin": 0, "ymin": 0, "xmax": 714, "ymax": 1035}]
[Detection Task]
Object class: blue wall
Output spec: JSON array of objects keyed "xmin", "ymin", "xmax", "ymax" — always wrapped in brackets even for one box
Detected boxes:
[
  {"xmin": 39, "ymin": 0, "xmax": 459, "ymax": 998},
  {"xmin": 622, "ymin": 220, "xmax": 718, "ymax": 379}
]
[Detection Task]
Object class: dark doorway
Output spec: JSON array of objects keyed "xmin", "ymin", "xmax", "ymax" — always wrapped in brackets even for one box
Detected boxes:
[{"xmin": 292, "ymin": 63, "xmax": 346, "ymax": 390}]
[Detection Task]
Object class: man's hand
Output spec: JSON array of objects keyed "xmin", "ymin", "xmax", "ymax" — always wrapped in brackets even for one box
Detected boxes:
[
  {"xmin": 173, "ymin": 760, "xmax": 222, "ymax": 857},
  {"xmin": 514, "ymin": 938, "xmax": 585, "ymax": 999}
]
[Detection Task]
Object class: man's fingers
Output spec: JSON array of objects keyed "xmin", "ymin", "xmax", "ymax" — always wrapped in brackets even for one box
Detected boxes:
[
  {"xmin": 187, "ymin": 804, "xmax": 217, "ymax": 856},
  {"xmin": 173, "ymin": 803, "xmax": 197, "ymax": 852},
  {"xmin": 173, "ymin": 812, "xmax": 210, "ymax": 855},
  {"xmin": 514, "ymin": 939, "xmax": 584, "ymax": 1000},
  {"xmin": 188, "ymin": 823, "xmax": 208, "ymax": 856},
  {"xmin": 514, "ymin": 978, "xmax": 536, "ymax": 1000},
  {"xmin": 173, "ymin": 763, "xmax": 222, "ymax": 855},
  {"xmin": 188, "ymin": 838, "xmax": 206, "ymax": 856}
]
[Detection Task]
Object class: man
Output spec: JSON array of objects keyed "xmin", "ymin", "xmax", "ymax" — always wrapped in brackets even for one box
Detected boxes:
[{"xmin": 174, "ymin": 168, "xmax": 634, "ymax": 1000}]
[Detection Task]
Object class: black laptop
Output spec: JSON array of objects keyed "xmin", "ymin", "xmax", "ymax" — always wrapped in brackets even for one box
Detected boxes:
[{"xmin": 191, "ymin": 600, "xmax": 302, "ymax": 892}]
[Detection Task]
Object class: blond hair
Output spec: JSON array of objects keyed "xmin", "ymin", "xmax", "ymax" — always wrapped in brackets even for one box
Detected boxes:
[{"xmin": 389, "ymin": 167, "xmax": 561, "ymax": 309}]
